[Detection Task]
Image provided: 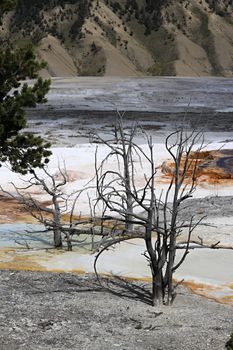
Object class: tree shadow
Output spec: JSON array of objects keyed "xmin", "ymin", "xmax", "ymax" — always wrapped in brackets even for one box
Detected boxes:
[
  {"xmin": 27, "ymin": 273, "xmax": 152, "ymax": 305},
  {"xmin": 99, "ymin": 274, "xmax": 152, "ymax": 306}
]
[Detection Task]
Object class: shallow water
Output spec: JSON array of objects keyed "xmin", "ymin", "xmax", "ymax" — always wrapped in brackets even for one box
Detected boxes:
[{"xmin": 0, "ymin": 224, "xmax": 53, "ymax": 248}]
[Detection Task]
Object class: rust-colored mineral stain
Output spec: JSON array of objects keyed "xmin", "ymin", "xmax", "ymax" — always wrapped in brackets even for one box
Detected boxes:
[
  {"xmin": 0, "ymin": 247, "xmax": 88, "ymax": 274},
  {"xmin": 180, "ymin": 280, "xmax": 220, "ymax": 291},
  {"xmin": 160, "ymin": 149, "xmax": 233, "ymax": 185},
  {"xmin": 0, "ymin": 196, "xmax": 37, "ymax": 224},
  {"xmin": 0, "ymin": 195, "xmax": 89, "ymax": 224},
  {"xmin": 0, "ymin": 248, "xmax": 46, "ymax": 271},
  {"xmin": 179, "ymin": 280, "xmax": 233, "ymax": 306},
  {"xmin": 221, "ymin": 295, "xmax": 233, "ymax": 304}
]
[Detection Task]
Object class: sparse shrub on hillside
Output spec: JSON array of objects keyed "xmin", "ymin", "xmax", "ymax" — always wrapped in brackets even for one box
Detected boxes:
[
  {"xmin": 11, "ymin": 0, "xmax": 92, "ymax": 41},
  {"xmin": 191, "ymin": 6, "xmax": 223, "ymax": 75},
  {"xmin": 91, "ymin": 41, "xmax": 97, "ymax": 52},
  {"xmin": 206, "ymin": 0, "xmax": 232, "ymax": 16},
  {"xmin": 96, "ymin": 20, "xmax": 117, "ymax": 47},
  {"xmin": 0, "ymin": 0, "xmax": 16, "ymax": 20},
  {"xmin": 70, "ymin": 1, "xmax": 90, "ymax": 40},
  {"xmin": 104, "ymin": 0, "xmax": 167, "ymax": 33}
]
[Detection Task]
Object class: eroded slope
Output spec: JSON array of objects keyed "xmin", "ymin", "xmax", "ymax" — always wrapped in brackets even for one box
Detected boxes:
[{"xmin": 0, "ymin": 0, "xmax": 232, "ymax": 76}]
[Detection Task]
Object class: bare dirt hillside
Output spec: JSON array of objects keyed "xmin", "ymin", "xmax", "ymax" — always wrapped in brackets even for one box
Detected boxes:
[
  {"xmin": 38, "ymin": 35, "xmax": 77, "ymax": 77},
  {"xmin": 0, "ymin": 0, "xmax": 232, "ymax": 77}
]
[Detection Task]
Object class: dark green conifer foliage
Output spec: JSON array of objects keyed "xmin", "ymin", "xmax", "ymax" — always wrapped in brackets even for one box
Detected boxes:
[
  {"xmin": 0, "ymin": 2, "xmax": 51, "ymax": 174},
  {"xmin": 0, "ymin": 0, "xmax": 16, "ymax": 21}
]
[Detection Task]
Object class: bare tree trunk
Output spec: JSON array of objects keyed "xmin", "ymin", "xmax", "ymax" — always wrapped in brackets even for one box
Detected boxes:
[
  {"xmin": 145, "ymin": 217, "xmax": 164, "ymax": 305},
  {"xmin": 125, "ymin": 169, "xmax": 133, "ymax": 232},
  {"xmin": 121, "ymin": 121, "xmax": 133, "ymax": 233},
  {"xmin": 123, "ymin": 148, "xmax": 133, "ymax": 232},
  {"xmin": 152, "ymin": 268, "xmax": 164, "ymax": 306},
  {"xmin": 53, "ymin": 195, "xmax": 62, "ymax": 248},
  {"xmin": 53, "ymin": 226, "xmax": 62, "ymax": 248},
  {"xmin": 65, "ymin": 231, "xmax": 72, "ymax": 251},
  {"xmin": 166, "ymin": 234, "xmax": 176, "ymax": 304}
]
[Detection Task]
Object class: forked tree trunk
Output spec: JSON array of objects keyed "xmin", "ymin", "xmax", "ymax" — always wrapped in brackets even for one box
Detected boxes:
[
  {"xmin": 166, "ymin": 244, "xmax": 176, "ymax": 304},
  {"xmin": 125, "ymin": 195, "xmax": 133, "ymax": 232},
  {"xmin": 146, "ymin": 231, "xmax": 164, "ymax": 306},
  {"xmin": 53, "ymin": 195, "xmax": 62, "ymax": 248},
  {"xmin": 124, "ymin": 142, "xmax": 133, "ymax": 232},
  {"xmin": 152, "ymin": 266, "xmax": 164, "ymax": 306}
]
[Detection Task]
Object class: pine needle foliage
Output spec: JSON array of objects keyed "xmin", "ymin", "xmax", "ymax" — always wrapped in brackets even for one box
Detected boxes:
[{"xmin": 0, "ymin": 2, "xmax": 51, "ymax": 174}]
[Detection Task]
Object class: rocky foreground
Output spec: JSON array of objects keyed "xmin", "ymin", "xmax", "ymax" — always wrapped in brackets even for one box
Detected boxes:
[{"xmin": 0, "ymin": 270, "xmax": 232, "ymax": 350}]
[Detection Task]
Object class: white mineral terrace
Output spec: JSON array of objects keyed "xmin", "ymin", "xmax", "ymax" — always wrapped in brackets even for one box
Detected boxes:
[
  {"xmin": 43, "ymin": 76, "xmax": 233, "ymax": 112},
  {"xmin": 0, "ymin": 142, "xmax": 233, "ymax": 304}
]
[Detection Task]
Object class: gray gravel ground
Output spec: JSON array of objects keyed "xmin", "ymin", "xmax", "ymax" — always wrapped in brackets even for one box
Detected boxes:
[{"xmin": 0, "ymin": 270, "xmax": 232, "ymax": 350}]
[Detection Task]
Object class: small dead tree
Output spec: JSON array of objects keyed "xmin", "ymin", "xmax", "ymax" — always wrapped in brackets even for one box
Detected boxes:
[
  {"xmin": 1, "ymin": 165, "xmax": 80, "ymax": 250},
  {"xmin": 93, "ymin": 117, "xmax": 138, "ymax": 233},
  {"xmin": 93, "ymin": 118, "xmax": 207, "ymax": 306}
]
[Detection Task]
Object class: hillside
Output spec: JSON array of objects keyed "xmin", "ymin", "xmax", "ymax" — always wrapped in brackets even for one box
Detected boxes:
[{"xmin": 0, "ymin": 0, "xmax": 232, "ymax": 77}]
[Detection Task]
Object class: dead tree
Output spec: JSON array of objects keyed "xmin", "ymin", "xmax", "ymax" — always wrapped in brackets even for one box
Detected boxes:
[
  {"xmin": 1, "ymin": 165, "xmax": 80, "ymax": 250},
  {"xmin": 93, "ymin": 116, "xmax": 137, "ymax": 233},
  {"xmin": 94, "ymin": 119, "xmax": 207, "ymax": 306}
]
